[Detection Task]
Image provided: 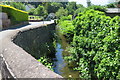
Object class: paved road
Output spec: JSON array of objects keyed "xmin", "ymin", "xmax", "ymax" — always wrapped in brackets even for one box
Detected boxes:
[{"xmin": 29, "ymin": 20, "xmax": 54, "ymax": 25}]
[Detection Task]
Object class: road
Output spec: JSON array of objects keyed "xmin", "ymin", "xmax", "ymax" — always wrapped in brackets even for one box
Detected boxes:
[{"xmin": 29, "ymin": 20, "xmax": 54, "ymax": 25}]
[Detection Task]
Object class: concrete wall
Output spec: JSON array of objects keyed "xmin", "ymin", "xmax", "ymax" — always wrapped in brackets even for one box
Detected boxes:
[{"xmin": 0, "ymin": 21, "xmax": 62, "ymax": 79}]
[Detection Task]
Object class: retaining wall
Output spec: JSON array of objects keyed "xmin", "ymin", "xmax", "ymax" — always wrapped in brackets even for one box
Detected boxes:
[{"xmin": 0, "ymin": 21, "xmax": 62, "ymax": 79}]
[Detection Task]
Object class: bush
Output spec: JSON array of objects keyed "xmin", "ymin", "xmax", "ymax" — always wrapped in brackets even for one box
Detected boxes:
[
  {"xmin": 58, "ymin": 15, "xmax": 74, "ymax": 42},
  {"xmin": 60, "ymin": 10, "xmax": 120, "ymax": 79},
  {"xmin": 72, "ymin": 10, "xmax": 120, "ymax": 79},
  {"xmin": 38, "ymin": 56, "xmax": 53, "ymax": 71},
  {"xmin": 59, "ymin": 15, "xmax": 72, "ymax": 21},
  {"xmin": 0, "ymin": 5, "xmax": 28, "ymax": 25}
]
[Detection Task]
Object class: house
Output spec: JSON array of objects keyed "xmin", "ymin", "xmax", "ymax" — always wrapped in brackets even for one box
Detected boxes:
[{"xmin": 106, "ymin": 8, "xmax": 120, "ymax": 17}]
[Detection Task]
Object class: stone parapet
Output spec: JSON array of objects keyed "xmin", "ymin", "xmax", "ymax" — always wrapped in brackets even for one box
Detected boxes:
[{"xmin": 0, "ymin": 21, "xmax": 62, "ymax": 79}]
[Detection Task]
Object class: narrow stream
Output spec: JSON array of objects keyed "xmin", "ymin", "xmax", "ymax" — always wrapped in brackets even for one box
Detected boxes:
[{"xmin": 53, "ymin": 26, "xmax": 80, "ymax": 78}]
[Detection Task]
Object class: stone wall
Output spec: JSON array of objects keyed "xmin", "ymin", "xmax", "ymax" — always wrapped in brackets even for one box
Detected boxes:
[
  {"xmin": 0, "ymin": 21, "xmax": 62, "ymax": 79},
  {"xmin": 0, "ymin": 12, "xmax": 29, "ymax": 30},
  {"xmin": 13, "ymin": 23, "xmax": 56, "ymax": 59},
  {"xmin": 0, "ymin": 12, "xmax": 11, "ymax": 30}
]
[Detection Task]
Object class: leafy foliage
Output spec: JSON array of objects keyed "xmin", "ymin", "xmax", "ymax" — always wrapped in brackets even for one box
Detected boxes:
[
  {"xmin": 2, "ymin": 2, "xmax": 26, "ymax": 11},
  {"xmin": 28, "ymin": 8, "xmax": 35, "ymax": 15},
  {"xmin": 38, "ymin": 56, "xmax": 53, "ymax": 70},
  {"xmin": 60, "ymin": 9, "xmax": 120, "ymax": 79},
  {"xmin": 55, "ymin": 7, "xmax": 68, "ymax": 19},
  {"xmin": 73, "ymin": 10, "xmax": 120, "ymax": 79},
  {"xmin": 58, "ymin": 15, "xmax": 75, "ymax": 42},
  {"xmin": 34, "ymin": 5, "xmax": 47, "ymax": 16},
  {"xmin": 44, "ymin": 2, "xmax": 63, "ymax": 14},
  {"xmin": 87, "ymin": 5, "xmax": 107, "ymax": 12},
  {"xmin": 66, "ymin": 2, "xmax": 77, "ymax": 15},
  {"xmin": 74, "ymin": 7, "xmax": 85, "ymax": 17}
]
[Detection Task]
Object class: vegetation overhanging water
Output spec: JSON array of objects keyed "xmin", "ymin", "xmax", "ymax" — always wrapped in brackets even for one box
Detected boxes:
[{"xmin": 53, "ymin": 26, "xmax": 80, "ymax": 78}]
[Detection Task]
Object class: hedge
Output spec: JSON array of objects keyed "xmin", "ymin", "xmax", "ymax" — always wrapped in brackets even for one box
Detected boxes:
[{"xmin": 0, "ymin": 5, "xmax": 28, "ymax": 24}]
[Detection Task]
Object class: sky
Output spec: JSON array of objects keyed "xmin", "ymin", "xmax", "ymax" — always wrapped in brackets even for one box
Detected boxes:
[{"xmin": 68, "ymin": 0, "xmax": 116, "ymax": 7}]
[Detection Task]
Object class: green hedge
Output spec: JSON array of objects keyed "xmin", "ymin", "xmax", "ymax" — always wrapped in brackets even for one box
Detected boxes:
[{"xmin": 0, "ymin": 5, "xmax": 28, "ymax": 24}]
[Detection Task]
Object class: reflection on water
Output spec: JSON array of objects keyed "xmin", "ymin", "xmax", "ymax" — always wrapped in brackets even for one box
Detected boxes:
[
  {"xmin": 53, "ymin": 27, "xmax": 80, "ymax": 78},
  {"xmin": 53, "ymin": 43, "xmax": 66, "ymax": 74}
]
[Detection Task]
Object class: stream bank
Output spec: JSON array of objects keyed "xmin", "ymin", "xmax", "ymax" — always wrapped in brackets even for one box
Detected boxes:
[{"xmin": 53, "ymin": 26, "xmax": 80, "ymax": 78}]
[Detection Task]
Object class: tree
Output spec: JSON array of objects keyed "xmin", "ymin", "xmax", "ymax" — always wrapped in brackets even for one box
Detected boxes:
[
  {"xmin": 74, "ymin": 4, "xmax": 85, "ymax": 18},
  {"xmin": 87, "ymin": 5, "xmax": 107, "ymax": 12},
  {"xmin": 34, "ymin": 5, "xmax": 47, "ymax": 16},
  {"xmin": 6, "ymin": 2, "xmax": 26, "ymax": 11},
  {"xmin": 55, "ymin": 7, "xmax": 68, "ymax": 19},
  {"xmin": 44, "ymin": 2, "xmax": 63, "ymax": 14},
  {"xmin": 76, "ymin": 4, "xmax": 84, "ymax": 8},
  {"xmin": 28, "ymin": 8, "xmax": 35, "ymax": 15},
  {"xmin": 66, "ymin": 2, "xmax": 77, "ymax": 15},
  {"xmin": 74, "ymin": 7, "xmax": 85, "ymax": 17}
]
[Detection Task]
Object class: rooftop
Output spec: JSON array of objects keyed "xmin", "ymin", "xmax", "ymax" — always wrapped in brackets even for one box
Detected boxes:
[{"xmin": 106, "ymin": 8, "xmax": 120, "ymax": 13}]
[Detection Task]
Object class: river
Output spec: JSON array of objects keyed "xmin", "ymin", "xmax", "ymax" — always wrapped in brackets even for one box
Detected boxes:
[{"xmin": 53, "ymin": 26, "xmax": 80, "ymax": 78}]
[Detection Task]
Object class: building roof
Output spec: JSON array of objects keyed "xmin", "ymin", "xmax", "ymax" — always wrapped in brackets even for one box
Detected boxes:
[{"xmin": 106, "ymin": 8, "xmax": 120, "ymax": 13}]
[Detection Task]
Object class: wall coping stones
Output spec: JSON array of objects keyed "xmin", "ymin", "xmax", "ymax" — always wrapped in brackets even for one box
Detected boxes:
[{"xmin": 0, "ymin": 21, "xmax": 62, "ymax": 78}]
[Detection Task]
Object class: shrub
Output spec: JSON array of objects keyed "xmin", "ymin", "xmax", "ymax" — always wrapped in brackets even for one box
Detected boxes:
[
  {"xmin": 59, "ymin": 15, "xmax": 72, "ymax": 21},
  {"xmin": 72, "ymin": 10, "xmax": 120, "ymax": 79},
  {"xmin": 60, "ymin": 9, "xmax": 120, "ymax": 79},
  {"xmin": 0, "ymin": 5, "xmax": 28, "ymax": 25},
  {"xmin": 59, "ymin": 20, "xmax": 74, "ymax": 42},
  {"xmin": 38, "ymin": 56, "xmax": 53, "ymax": 71},
  {"xmin": 59, "ymin": 15, "xmax": 74, "ymax": 42}
]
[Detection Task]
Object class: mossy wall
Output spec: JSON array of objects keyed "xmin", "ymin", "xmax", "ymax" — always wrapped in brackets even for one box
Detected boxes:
[{"xmin": 13, "ymin": 24, "xmax": 56, "ymax": 59}]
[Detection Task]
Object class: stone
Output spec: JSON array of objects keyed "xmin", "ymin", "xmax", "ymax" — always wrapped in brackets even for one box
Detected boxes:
[
  {"xmin": 0, "ymin": 12, "xmax": 8, "ymax": 19},
  {"xmin": 0, "ymin": 12, "xmax": 11, "ymax": 28}
]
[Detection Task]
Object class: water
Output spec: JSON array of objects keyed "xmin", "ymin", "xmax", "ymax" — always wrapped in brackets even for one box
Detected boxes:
[
  {"xmin": 53, "ymin": 43, "xmax": 66, "ymax": 74},
  {"xmin": 53, "ymin": 27, "xmax": 80, "ymax": 78}
]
